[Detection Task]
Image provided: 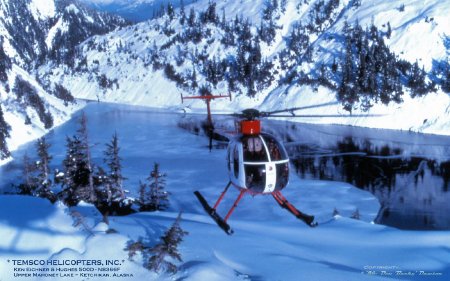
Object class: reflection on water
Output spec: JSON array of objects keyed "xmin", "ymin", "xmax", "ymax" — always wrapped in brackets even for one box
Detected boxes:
[{"xmin": 289, "ymin": 137, "xmax": 450, "ymax": 230}]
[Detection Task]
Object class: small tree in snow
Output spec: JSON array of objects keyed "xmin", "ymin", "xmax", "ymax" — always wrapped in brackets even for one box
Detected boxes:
[
  {"xmin": 35, "ymin": 137, "xmax": 56, "ymax": 201},
  {"xmin": 351, "ymin": 208, "xmax": 360, "ymax": 220},
  {"xmin": 147, "ymin": 213, "xmax": 188, "ymax": 273},
  {"xmin": 17, "ymin": 153, "xmax": 37, "ymax": 195},
  {"xmin": 0, "ymin": 105, "xmax": 11, "ymax": 159},
  {"xmin": 139, "ymin": 163, "xmax": 169, "ymax": 211},
  {"xmin": 60, "ymin": 112, "xmax": 96, "ymax": 205},
  {"xmin": 125, "ymin": 213, "xmax": 188, "ymax": 274},
  {"xmin": 103, "ymin": 132, "xmax": 126, "ymax": 202}
]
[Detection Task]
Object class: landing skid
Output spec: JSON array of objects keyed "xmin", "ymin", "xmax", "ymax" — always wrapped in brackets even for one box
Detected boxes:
[
  {"xmin": 272, "ymin": 191, "xmax": 317, "ymax": 227},
  {"xmin": 194, "ymin": 183, "xmax": 317, "ymax": 235},
  {"xmin": 194, "ymin": 191, "xmax": 234, "ymax": 235}
]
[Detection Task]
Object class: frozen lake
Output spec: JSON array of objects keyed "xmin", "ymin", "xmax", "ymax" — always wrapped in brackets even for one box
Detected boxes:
[
  {"xmin": 2, "ymin": 103, "xmax": 450, "ymax": 281},
  {"xmin": 1, "ymin": 102, "xmax": 450, "ymax": 230}
]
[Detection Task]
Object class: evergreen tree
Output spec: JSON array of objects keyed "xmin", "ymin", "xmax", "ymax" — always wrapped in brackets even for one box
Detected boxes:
[
  {"xmin": 200, "ymin": 1, "xmax": 218, "ymax": 24},
  {"xmin": 407, "ymin": 61, "xmax": 429, "ymax": 97},
  {"xmin": 60, "ymin": 113, "xmax": 96, "ymax": 205},
  {"xmin": 18, "ymin": 153, "xmax": 37, "ymax": 195},
  {"xmin": 386, "ymin": 22, "xmax": 392, "ymax": 39},
  {"xmin": 77, "ymin": 112, "xmax": 96, "ymax": 203},
  {"xmin": 187, "ymin": 8, "xmax": 196, "ymax": 27},
  {"xmin": 61, "ymin": 136, "xmax": 84, "ymax": 205},
  {"xmin": 147, "ymin": 213, "xmax": 188, "ymax": 273},
  {"xmin": 13, "ymin": 76, "xmax": 54, "ymax": 129},
  {"xmin": 53, "ymin": 83, "xmax": 75, "ymax": 106},
  {"xmin": 167, "ymin": 2, "xmax": 175, "ymax": 20},
  {"xmin": 0, "ymin": 39, "xmax": 12, "ymax": 83},
  {"xmin": 191, "ymin": 67, "xmax": 198, "ymax": 89},
  {"xmin": 337, "ymin": 22, "xmax": 409, "ymax": 111},
  {"xmin": 179, "ymin": 0, "xmax": 186, "ymax": 25},
  {"xmin": 440, "ymin": 63, "xmax": 450, "ymax": 93},
  {"xmin": 35, "ymin": 137, "xmax": 55, "ymax": 201},
  {"xmin": 0, "ymin": 105, "xmax": 11, "ymax": 159},
  {"xmin": 139, "ymin": 163, "xmax": 169, "ymax": 211},
  {"xmin": 103, "ymin": 132, "xmax": 125, "ymax": 201}
]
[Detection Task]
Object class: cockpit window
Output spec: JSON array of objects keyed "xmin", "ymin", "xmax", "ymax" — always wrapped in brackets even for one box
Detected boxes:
[
  {"xmin": 275, "ymin": 162, "xmax": 289, "ymax": 190},
  {"xmin": 233, "ymin": 145, "xmax": 239, "ymax": 178},
  {"xmin": 245, "ymin": 164, "xmax": 266, "ymax": 193},
  {"xmin": 242, "ymin": 136, "xmax": 268, "ymax": 162},
  {"xmin": 262, "ymin": 134, "xmax": 288, "ymax": 161}
]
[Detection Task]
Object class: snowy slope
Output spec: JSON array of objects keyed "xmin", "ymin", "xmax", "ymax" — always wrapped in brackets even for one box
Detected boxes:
[
  {"xmin": 44, "ymin": 0, "xmax": 450, "ymax": 136},
  {"xmin": 0, "ymin": 0, "xmax": 128, "ymax": 161},
  {"xmin": 0, "ymin": 64, "xmax": 83, "ymax": 165},
  {"xmin": 79, "ymin": 0, "xmax": 199, "ymax": 22}
]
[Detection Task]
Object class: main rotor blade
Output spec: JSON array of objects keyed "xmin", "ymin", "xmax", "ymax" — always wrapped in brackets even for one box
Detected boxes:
[
  {"xmin": 267, "ymin": 113, "xmax": 385, "ymax": 118},
  {"xmin": 261, "ymin": 102, "xmax": 340, "ymax": 116}
]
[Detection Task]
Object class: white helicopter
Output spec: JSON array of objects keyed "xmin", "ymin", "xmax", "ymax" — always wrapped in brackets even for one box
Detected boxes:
[{"xmin": 182, "ymin": 93, "xmax": 376, "ymax": 234}]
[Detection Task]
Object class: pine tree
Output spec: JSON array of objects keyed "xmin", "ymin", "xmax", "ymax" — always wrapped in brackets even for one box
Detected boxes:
[
  {"xmin": 0, "ymin": 105, "xmax": 11, "ymax": 159},
  {"xmin": 386, "ymin": 22, "xmax": 392, "ymax": 39},
  {"xmin": 440, "ymin": 62, "xmax": 450, "ymax": 93},
  {"xmin": 77, "ymin": 112, "xmax": 96, "ymax": 203},
  {"xmin": 167, "ymin": 2, "xmax": 175, "ymax": 20},
  {"xmin": 187, "ymin": 8, "xmax": 196, "ymax": 27},
  {"xmin": 139, "ymin": 163, "xmax": 169, "ymax": 211},
  {"xmin": 148, "ymin": 163, "xmax": 169, "ymax": 210},
  {"xmin": 0, "ymin": 39, "xmax": 12, "ymax": 83},
  {"xmin": 147, "ymin": 213, "xmax": 188, "ymax": 273},
  {"xmin": 179, "ymin": 0, "xmax": 186, "ymax": 25},
  {"xmin": 60, "ymin": 113, "xmax": 96, "ymax": 205},
  {"xmin": 191, "ymin": 67, "xmax": 198, "ymax": 89},
  {"xmin": 35, "ymin": 137, "xmax": 55, "ymax": 201},
  {"xmin": 103, "ymin": 132, "xmax": 125, "ymax": 202},
  {"xmin": 53, "ymin": 84, "xmax": 75, "ymax": 106},
  {"xmin": 61, "ymin": 136, "xmax": 84, "ymax": 205},
  {"xmin": 408, "ymin": 61, "xmax": 428, "ymax": 97},
  {"xmin": 18, "ymin": 153, "xmax": 37, "ymax": 195}
]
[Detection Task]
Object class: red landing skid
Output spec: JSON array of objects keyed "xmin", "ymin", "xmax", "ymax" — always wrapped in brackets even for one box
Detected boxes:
[{"xmin": 194, "ymin": 182, "xmax": 317, "ymax": 235}]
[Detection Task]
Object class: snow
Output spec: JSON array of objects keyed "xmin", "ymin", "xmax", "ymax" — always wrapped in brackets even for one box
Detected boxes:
[
  {"xmin": 45, "ymin": 18, "xmax": 67, "ymax": 49},
  {"xmin": 42, "ymin": 0, "xmax": 450, "ymax": 137},
  {"xmin": 0, "ymin": 64, "xmax": 84, "ymax": 155},
  {"xmin": 28, "ymin": 0, "xmax": 56, "ymax": 20},
  {"xmin": 1, "ymin": 0, "xmax": 450, "ymax": 276},
  {"xmin": 1, "ymin": 104, "xmax": 449, "ymax": 280},
  {"xmin": 334, "ymin": 0, "xmax": 450, "ymax": 71}
]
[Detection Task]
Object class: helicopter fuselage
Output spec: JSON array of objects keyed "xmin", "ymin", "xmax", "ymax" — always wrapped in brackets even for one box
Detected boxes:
[{"xmin": 227, "ymin": 132, "xmax": 290, "ymax": 194}]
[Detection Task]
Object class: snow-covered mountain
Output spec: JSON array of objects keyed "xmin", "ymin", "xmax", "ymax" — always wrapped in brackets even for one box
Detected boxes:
[
  {"xmin": 0, "ymin": 0, "xmax": 129, "ymax": 161},
  {"xmin": 79, "ymin": 0, "xmax": 199, "ymax": 22},
  {"xmin": 2, "ymin": 0, "xmax": 450, "ymax": 161},
  {"xmin": 44, "ymin": 0, "xmax": 450, "ymax": 136}
]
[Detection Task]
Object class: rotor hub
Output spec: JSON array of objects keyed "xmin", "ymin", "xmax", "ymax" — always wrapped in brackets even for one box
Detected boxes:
[{"xmin": 240, "ymin": 120, "xmax": 261, "ymax": 135}]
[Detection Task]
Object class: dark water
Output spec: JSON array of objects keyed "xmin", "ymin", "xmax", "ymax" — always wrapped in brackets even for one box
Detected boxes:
[
  {"xmin": 288, "ymin": 137, "xmax": 450, "ymax": 230},
  {"xmin": 266, "ymin": 122, "xmax": 450, "ymax": 230},
  {"xmin": 179, "ymin": 115, "xmax": 450, "ymax": 230}
]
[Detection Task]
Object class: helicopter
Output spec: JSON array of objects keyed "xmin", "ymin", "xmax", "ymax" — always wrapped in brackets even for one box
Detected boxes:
[{"xmin": 181, "ymin": 92, "xmax": 379, "ymax": 235}]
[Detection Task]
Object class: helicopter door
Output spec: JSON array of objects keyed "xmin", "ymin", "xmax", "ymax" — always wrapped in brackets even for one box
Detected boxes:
[
  {"xmin": 264, "ymin": 162, "xmax": 277, "ymax": 193},
  {"xmin": 228, "ymin": 142, "xmax": 245, "ymax": 188}
]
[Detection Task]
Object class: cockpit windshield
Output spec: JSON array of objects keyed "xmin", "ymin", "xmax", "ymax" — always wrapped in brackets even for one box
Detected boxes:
[
  {"xmin": 261, "ymin": 134, "xmax": 288, "ymax": 161},
  {"xmin": 242, "ymin": 136, "xmax": 268, "ymax": 162},
  {"xmin": 242, "ymin": 134, "xmax": 288, "ymax": 163}
]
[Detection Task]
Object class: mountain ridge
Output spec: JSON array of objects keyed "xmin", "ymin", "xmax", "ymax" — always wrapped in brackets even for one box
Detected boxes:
[
  {"xmin": 0, "ymin": 0, "xmax": 129, "ymax": 161},
  {"xmin": 44, "ymin": 0, "xmax": 450, "ymax": 134},
  {"xmin": 1, "ymin": 0, "xmax": 449, "ymax": 162}
]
